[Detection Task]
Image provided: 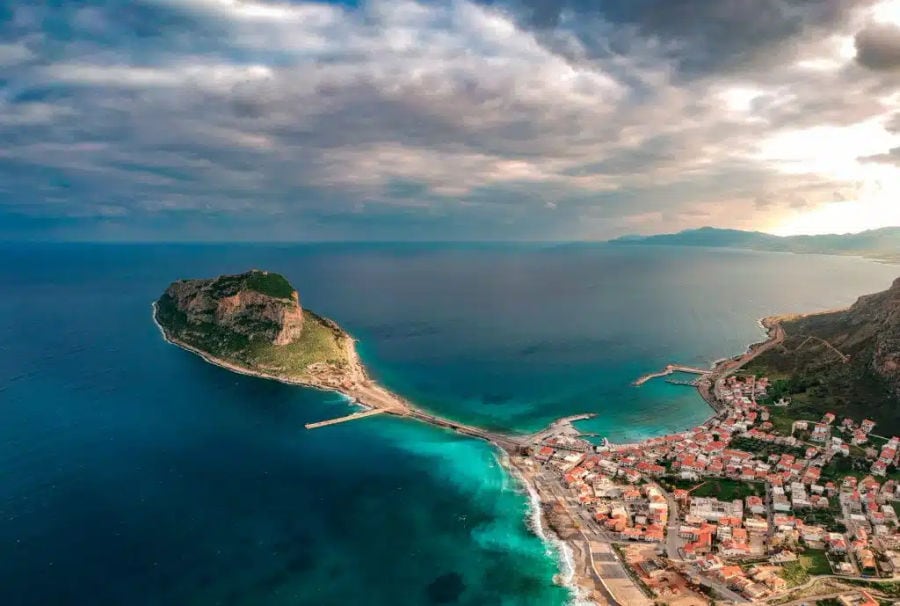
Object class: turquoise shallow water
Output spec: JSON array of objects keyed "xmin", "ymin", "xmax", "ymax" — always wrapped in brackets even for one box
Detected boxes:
[
  {"xmin": 0, "ymin": 243, "xmax": 895, "ymax": 605},
  {"xmin": 297, "ymin": 244, "xmax": 897, "ymax": 440}
]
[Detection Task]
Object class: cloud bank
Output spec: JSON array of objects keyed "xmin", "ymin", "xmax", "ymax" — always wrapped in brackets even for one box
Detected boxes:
[{"xmin": 1, "ymin": 0, "xmax": 899, "ymax": 240}]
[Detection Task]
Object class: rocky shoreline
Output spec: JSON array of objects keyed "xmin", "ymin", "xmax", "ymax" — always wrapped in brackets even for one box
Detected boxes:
[{"xmin": 152, "ymin": 301, "xmax": 372, "ymax": 398}]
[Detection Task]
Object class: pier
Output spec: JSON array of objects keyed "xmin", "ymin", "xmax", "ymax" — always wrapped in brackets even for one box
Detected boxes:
[
  {"xmin": 633, "ymin": 364, "xmax": 708, "ymax": 386},
  {"xmin": 305, "ymin": 405, "xmax": 525, "ymax": 450},
  {"xmin": 665, "ymin": 378, "xmax": 699, "ymax": 387},
  {"xmin": 305, "ymin": 409, "xmax": 386, "ymax": 429},
  {"xmin": 299, "ymin": 378, "xmax": 526, "ymax": 450}
]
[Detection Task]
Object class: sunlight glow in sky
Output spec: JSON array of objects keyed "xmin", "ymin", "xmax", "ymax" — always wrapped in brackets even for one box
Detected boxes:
[
  {"xmin": 763, "ymin": 0, "xmax": 900, "ymax": 236},
  {"xmin": 1, "ymin": 0, "xmax": 900, "ymax": 240},
  {"xmin": 762, "ymin": 116, "xmax": 900, "ymax": 235},
  {"xmin": 771, "ymin": 195, "xmax": 900, "ymax": 236}
]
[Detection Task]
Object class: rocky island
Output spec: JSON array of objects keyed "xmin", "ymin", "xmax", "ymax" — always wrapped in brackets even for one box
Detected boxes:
[{"xmin": 154, "ymin": 269, "xmax": 360, "ymax": 388}]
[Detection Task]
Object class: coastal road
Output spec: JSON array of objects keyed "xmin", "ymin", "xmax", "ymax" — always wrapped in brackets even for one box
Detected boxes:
[
  {"xmin": 651, "ymin": 482, "xmax": 684, "ymax": 562},
  {"xmin": 341, "ymin": 378, "xmax": 526, "ymax": 450},
  {"xmin": 719, "ymin": 321, "xmax": 786, "ymax": 378},
  {"xmin": 404, "ymin": 409, "xmax": 525, "ymax": 450}
]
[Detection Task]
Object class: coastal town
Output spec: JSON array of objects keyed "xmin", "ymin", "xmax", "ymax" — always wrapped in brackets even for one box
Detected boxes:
[{"xmin": 514, "ymin": 371, "xmax": 900, "ymax": 605}]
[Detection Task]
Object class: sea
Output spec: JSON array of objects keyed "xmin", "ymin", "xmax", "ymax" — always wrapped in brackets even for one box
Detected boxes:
[{"xmin": 0, "ymin": 242, "xmax": 896, "ymax": 605}]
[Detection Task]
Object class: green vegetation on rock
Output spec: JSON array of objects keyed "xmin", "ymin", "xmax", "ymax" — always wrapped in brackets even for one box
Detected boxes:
[
  {"xmin": 203, "ymin": 269, "xmax": 295, "ymax": 300},
  {"xmin": 238, "ymin": 311, "xmax": 348, "ymax": 376},
  {"xmin": 155, "ymin": 270, "xmax": 351, "ymax": 382},
  {"xmin": 243, "ymin": 271, "xmax": 295, "ymax": 299}
]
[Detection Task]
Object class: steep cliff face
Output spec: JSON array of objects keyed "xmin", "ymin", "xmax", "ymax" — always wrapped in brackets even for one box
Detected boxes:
[
  {"xmin": 214, "ymin": 289, "xmax": 303, "ymax": 345},
  {"xmin": 783, "ymin": 277, "xmax": 900, "ymax": 394},
  {"xmin": 843, "ymin": 277, "xmax": 900, "ymax": 392},
  {"xmin": 159, "ymin": 270, "xmax": 304, "ymax": 348}
]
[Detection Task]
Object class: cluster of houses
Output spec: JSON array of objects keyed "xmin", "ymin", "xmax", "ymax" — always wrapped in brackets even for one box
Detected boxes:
[
  {"xmin": 534, "ymin": 436, "xmax": 669, "ymax": 542},
  {"xmin": 677, "ymin": 496, "xmax": 755, "ymax": 558},
  {"xmin": 527, "ymin": 373, "xmax": 900, "ymax": 601},
  {"xmin": 798, "ymin": 414, "xmax": 879, "ymax": 449},
  {"xmin": 694, "ymin": 557, "xmax": 788, "ymax": 600},
  {"xmin": 870, "ymin": 435, "xmax": 899, "ymax": 477},
  {"xmin": 840, "ymin": 416, "xmax": 878, "ymax": 446},
  {"xmin": 717, "ymin": 374, "xmax": 769, "ymax": 407},
  {"xmin": 593, "ymin": 481, "xmax": 668, "ymax": 542},
  {"xmin": 836, "ymin": 474, "xmax": 900, "ymax": 576}
]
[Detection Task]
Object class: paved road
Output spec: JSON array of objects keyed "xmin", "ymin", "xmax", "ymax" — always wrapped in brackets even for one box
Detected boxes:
[
  {"xmin": 702, "ymin": 577, "xmax": 750, "ymax": 604},
  {"xmin": 404, "ymin": 409, "xmax": 525, "ymax": 450},
  {"xmin": 647, "ymin": 482, "xmax": 683, "ymax": 561}
]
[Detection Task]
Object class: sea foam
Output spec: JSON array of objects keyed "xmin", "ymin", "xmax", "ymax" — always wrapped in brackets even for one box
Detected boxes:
[{"xmin": 498, "ymin": 451, "xmax": 593, "ymax": 606}]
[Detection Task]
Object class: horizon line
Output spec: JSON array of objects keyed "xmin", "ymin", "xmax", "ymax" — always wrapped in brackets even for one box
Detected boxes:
[{"xmin": 2, "ymin": 223, "xmax": 899, "ymax": 245}]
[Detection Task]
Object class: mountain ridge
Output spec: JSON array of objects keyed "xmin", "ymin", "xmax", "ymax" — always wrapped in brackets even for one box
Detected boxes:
[{"xmin": 610, "ymin": 226, "xmax": 900, "ymax": 263}]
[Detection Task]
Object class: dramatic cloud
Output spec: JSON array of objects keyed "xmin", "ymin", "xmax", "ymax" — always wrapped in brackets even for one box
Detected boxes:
[
  {"xmin": 492, "ymin": 0, "xmax": 875, "ymax": 76},
  {"xmin": 1, "ymin": 0, "xmax": 899, "ymax": 240},
  {"xmin": 855, "ymin": 22, "xmax": 900, "ymax": 70}
]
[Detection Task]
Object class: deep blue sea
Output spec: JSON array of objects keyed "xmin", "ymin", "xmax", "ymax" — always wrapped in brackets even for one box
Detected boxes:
[{"xmin": 0, "ymin": 243, "xmax": 896, "ymax": 605}]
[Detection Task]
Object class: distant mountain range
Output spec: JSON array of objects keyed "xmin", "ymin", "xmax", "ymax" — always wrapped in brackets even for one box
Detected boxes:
[{"xmin": 610, "ymin": 226, "xmax": 900, "ymax": 263}]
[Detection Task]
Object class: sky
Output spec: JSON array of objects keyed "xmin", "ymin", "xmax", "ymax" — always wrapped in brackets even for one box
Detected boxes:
[{"xmin": 2, "ymin": 0, "xmax": 900, "ymax": 241}]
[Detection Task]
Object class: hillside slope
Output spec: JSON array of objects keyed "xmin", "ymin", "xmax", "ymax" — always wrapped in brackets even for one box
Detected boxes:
[{"xmin": 746, "ymin": 277, "xmax": 900, "ymax": 432}]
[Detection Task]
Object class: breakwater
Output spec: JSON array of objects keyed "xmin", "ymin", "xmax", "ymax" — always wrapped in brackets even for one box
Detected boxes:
[{"xmin": 633, "ymin": 364, "xmax": 709, "ymax": 386}]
